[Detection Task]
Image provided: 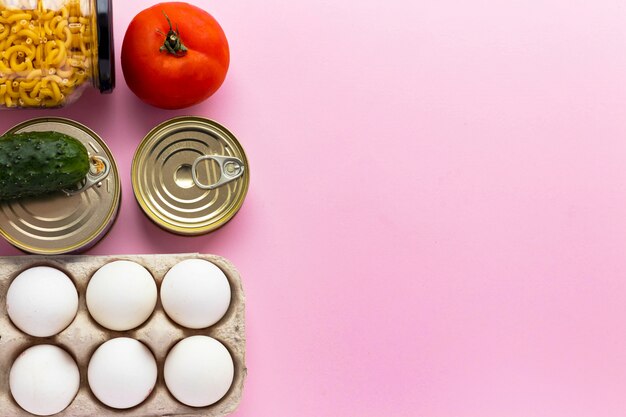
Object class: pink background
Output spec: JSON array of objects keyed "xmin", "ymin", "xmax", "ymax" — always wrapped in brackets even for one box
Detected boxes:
[{"xmin": 2, "ymin": 0, "xmax": 626, "ymax": 416}]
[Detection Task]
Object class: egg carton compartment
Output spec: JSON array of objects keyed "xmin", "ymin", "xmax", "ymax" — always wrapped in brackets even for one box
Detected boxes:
[{"xmin": 0, "ymin": 253, "xmax": 246, "ymax": 417}]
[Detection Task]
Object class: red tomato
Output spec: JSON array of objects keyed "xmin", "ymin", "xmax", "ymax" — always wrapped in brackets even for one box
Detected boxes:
[{"xmin": 121, "ymin": 2, "xmax": 229, "ymax": 109}]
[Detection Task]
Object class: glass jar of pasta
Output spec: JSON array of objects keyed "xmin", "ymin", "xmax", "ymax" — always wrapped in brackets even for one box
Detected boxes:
[{"xmin": 0, "ymin": 0, "xmax": 113, "ymax": 108}]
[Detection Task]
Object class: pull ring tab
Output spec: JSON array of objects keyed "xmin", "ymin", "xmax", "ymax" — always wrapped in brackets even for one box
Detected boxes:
[
  {"xmin": 62, "ymin": 156, "xmax": 111, "ymax": 196},
  {"xmin": 192, "ymin": 155, "xmax": 245, "ymax": 190}
]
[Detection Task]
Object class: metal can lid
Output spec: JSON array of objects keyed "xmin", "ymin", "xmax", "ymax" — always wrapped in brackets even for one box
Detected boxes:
[
  {"xmin": 132, "ymin": 117, "xmax": 250, "ymax": 235},
  {"xmin": 0, "ymin": 118, "xmax": 121, "ymax": 255}
]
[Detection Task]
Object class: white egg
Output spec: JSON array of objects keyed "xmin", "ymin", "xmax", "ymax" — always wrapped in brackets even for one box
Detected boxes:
[
  {"xmin": 161, "ymin": 259, "xmax": 231, "ymax": 329},
  {"xmin": 88, "ymin": 337, "xmax": 158, "ymax": 409},
  {"xmin": 86, "ymin": 260, "xmax": 157, "ymax": 331},
  {"xmin": 10, "ymin": 345, "xmax": 80, "ymax": 416},
  {"xmin": 7, "ymin": 266, "xmax": 78, "ymax": 337},
  {"xmin": 164, "ymin": 336, "xmax": 234, "ymax": 407}
]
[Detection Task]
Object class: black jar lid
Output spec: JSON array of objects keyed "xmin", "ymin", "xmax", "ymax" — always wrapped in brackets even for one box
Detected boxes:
[{"xmin": 95, "ymin": 0, "xmax": 115, "ymax": 93}]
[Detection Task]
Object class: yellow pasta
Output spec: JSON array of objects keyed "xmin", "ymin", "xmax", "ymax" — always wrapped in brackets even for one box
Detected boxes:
[
  {"xmin": 28, "ymin": 78, "xmax": 40, "ymax": 97},
  {"xmin": 61, "ymin": 25, "xmax": 70, "ymax": 46},
  {"xmin": 9, "ymin": 53, "xmax": 29, "ymax": 72},
  {"xmin": 55, "ymin": 65, "xmax": 71, "ymax": 78},
  {"xmin": 49, "ymin": 77, "xmax": 60, "ymax": 98},
  {"xmin": 0, "ymin": 27, "xmax": 10, "ymax": 42},
  {"xmin": 4, "ymin": 43, "xmax": 34, "ymax": 59},
  {"xmin": 53, "ymin": 19, "xmax": 66, "ymax": 37},
  {"xmin": 0, "ymin": 0, "xmax": 96, "ymax": 108},
  {"xmin": 5, "ymin": 80, "xmax": 19, "ymax": 98},
  {"xmin": 42, "ymin": 17, "xmax": 52, "ymax": 35},
  {"xmin": 19, "ymin": 86, "xmax": 38, "ymax": 105},
  {"xmin": 6, "ymin": 13, "xmax": 31, "ymax": 24},
  {"xmin": 40, "ymin": 10, "xmax": 54, "ymax": 21},
  {"xmin": 16, "ymin": 28, "xmax": 39, "ymax": 43},
  {"xmin": 0, "ymin": 59, "xmax": 11, "ymax": 74},
  {"xmin": 0, "ymin": 34, "xmax": 17, "ymax": 49},
  {"xmin": 19, "ymin": 76, "xmax": 37, "ymax": 89}
]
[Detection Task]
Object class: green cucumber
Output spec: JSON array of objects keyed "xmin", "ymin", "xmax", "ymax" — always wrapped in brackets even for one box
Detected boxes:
[{"xmin": 0, "ymin": 131, "xmax": 90, "ymax": 200}]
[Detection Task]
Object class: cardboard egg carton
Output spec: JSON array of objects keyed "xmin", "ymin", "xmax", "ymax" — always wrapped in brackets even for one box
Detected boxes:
[{"xmin": 0, "ymin": 253, "xmax": 246, "ymax": 417}]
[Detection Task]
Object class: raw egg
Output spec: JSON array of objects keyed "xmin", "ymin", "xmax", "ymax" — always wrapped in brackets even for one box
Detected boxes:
[
  {"xmin": 10, "ymin": 344, "xmax": 80, "ymax": 416},
  {"xmin": 87, "ymin": 337, "xmax": 158, "ymax": 409},
  {"xmin": 86, "ymin": 260, "xmax": 157, "ymax": 331},
  {"xmin": 7, "ymin": 266, "xmax": 78, "ymax": 337},
  {"xmin": 160, "ymin": 259, "xmax": 231, "ymax": 329},
  {"xmin": 164, "ymin": 335, "xmax": 234, "ymax": 407}
]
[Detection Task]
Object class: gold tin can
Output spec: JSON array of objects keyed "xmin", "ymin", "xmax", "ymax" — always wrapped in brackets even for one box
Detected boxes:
[
  {"xmin": 132, "ymin": 117, "xmax": 249, "ymax": 235},
  {"xmin": 0, "ymin": 118, "xmax": 121, "ymax": 255}
]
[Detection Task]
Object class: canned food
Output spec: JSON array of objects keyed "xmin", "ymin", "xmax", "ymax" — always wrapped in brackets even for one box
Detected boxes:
[
  {"xmin": 0, "ymin": 0, "xmax": 114, "ymax": 109},
  {"xmin": 0, "ymin": 117, "xmax": 120, "ymax": 254},
  {"xmin": 132, "ymin": 117, "xmax": 249, "ymax": 235}
]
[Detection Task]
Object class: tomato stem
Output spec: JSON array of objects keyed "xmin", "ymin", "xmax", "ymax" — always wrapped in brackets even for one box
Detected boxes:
[{"xmin": 157, "ymin": 11, "xmax": 188, "ymax": 57}]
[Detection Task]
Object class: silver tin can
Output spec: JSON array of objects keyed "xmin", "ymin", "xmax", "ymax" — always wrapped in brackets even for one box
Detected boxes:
[
  {"xmin": 0, "ymin": 117, "xmax": 121, "ymax": 254},
  {"xmin": 132, "ymin": 117, "xmax": 249, "ymax": 235}
]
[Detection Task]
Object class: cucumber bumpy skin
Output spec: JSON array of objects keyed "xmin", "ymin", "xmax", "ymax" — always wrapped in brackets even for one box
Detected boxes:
[{"xmin": 0, "ymin": 131, "xmax": 90, "ymax": 200}]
